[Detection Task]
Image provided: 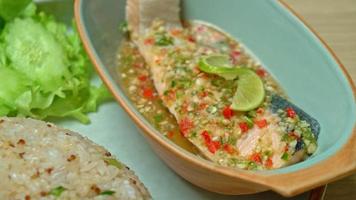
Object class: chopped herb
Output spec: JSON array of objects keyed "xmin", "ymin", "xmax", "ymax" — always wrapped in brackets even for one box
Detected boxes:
[
  {"xmin": 263, "ymin": 150, "xmax": 272, "ymax": 157},
  {"xmin": 155, "ymin": 34, "xmax": 174, "ymax": 46},
  {"xmin": 176, "ymin": 79, "xmax": 192, "ymax": 89},
  {"xmin": 189, "ymin": 131, "xmax": 197, "ymax": 138},
  {"xmin": 247, "ymin": 161, "xmax": 258, "ymax": 170},
  {"xmin": 103, "ymin": 158, "xmax": 124, "ymax": 169},
  {"xmin": 211, "ymin": 78, "xmax": 224, "ymax": 87},
  {"xmin": 100, "ymin": 190, "xmax": 116, "ymax": 196},
  {"xmin": 281, "ymin": 133, "xmax": 291, "ymax": 142},
  {"xmin": 163, "ymin": 90, "xmax": 169, "ymax": 96},
  {"xmin": 281, "ymin": 152, "xmax": 289, "ymax": 161},
  {"xmin": 119, "ymin": 21, "xmax": 128, "ymax": 33},
  {"xmin": 242, "ymin": 116, "xmax": 254, "ymax": 128},
  {"xmin": 49, "ymin": 186, "xmax": 66, "ymax": 197},
  {"xmin": 170, "ymin": 80, "xmax": 176, "ymax": 87},
  {"xmin": 206, "ymin": 105, "xmax": 218, "ymax": 114},
  {"xmin": 247, "ymin": 110, "xmax": 256, "ymax": 118},
  {"xmin": 227, "ymin": 136, "xmax": 237, "ymax": 145},
  {"xmin": 176, "ymin": 90, "xmax": 184, "ymax": 99},
  {"xmin": 154, "ymin": 114, "xmax": 163, "ymax": 123}
]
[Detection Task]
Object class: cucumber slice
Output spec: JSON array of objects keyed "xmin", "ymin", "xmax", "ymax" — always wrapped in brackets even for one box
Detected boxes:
[{"xmin": 4, "ymin": 18, "xmax": 69, "ymax": 92}]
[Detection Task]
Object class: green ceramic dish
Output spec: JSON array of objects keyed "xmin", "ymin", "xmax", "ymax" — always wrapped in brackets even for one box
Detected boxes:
[{"xmin": 74, "ymin": 0, "xmax": 356, "ymax": 198}]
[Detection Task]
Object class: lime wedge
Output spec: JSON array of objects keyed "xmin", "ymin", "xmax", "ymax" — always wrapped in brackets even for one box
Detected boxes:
[
  {"xmin": 198, "ymin": 54, "xmax": 242, "ymax": 80},
  {"xmin": 231, "ymin": 69, "xmax": 265, "ymax": 111}
]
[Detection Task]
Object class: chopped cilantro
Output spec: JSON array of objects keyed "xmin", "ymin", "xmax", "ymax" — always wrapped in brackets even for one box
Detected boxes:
[
  {"xmin": 189, "ymin": 132, "xmax": 197, "ymax": 138},
  {"xmin": 281, "ymin": 133, "xmax": 290, "ymax": 142},
  {"xmin": 281, "ymin": 152, "xmax": 289, "ymax": 161},
  {"xmin": 155, "ymin": 34, "xmax": 173, "ymax": 46},
  {"xmin": 163, "ymin": 90, "xmax": 169, "ymax": 96},
  {"xmin": 263, "ymin": 150, "xmax": 272, "ymax": 157},
  {"xmin": 227, "ymin": 136, "xmax": 237, "ymax": 145},
  {"xmin": 176, "ymin": 79, "xmax": 192, "ymax": 89},
  {"xmin": 49, "ymin": 186, "xmax": 66, "ymax": 197},
  {"xmin": 247, "ymin": 161, "xmax": 258, "ymax": 170},
  {"xmin": 154, "ymin": 114, "xmax": 163, "ymax": 123},
  {"xmin": 176, "ymin": 90, "xmax": 184, "ymax": 98},
  {"xmin": 211, "ymin": 79, "xmax": 223, "ymax": 87}
]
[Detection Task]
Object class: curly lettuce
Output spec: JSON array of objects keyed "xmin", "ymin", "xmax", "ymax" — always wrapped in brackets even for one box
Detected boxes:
[{"xmin": 0, "ymin": 2, "xmax": 111, "ymax": 123}]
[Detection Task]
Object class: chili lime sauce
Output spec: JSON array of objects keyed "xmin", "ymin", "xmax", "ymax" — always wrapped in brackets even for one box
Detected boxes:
[{"xmin": 116, "ymin": 21, "xmax": 317, "ymax": 170}]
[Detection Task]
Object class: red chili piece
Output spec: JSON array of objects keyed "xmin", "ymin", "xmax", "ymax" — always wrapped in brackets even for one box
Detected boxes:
[
  {"xmin": 223, "ymin": 144, "xmax": 235, "ymax": 154},
  {"xmin": 144, "ymin": 38, "xmax": 155, "ymax": 45},
  {"xmin": 133, "ymin": 62, "xmax": 144, "ymax": 68},
  {"xmin": 289, "ymin": 132, "xmax": 300, "ymax": 140},
  {"xmin": 238, "ymin": 122, "xmax": 249, "ymax": 133},
  {"xmin": 230, "ymin": 50, "xmax": 241, "ymax": 64},
  {"xmin": 199, "ymin": 91, "xmax": 208, "ymax": 98},
  {"xmin": 284, "ymin": 145, "xmax": 289, "ymax": 152},
  {"xmin": 167, "ymin": 131, "xmax": 174, "ymax": 139},
  {"xmin": 207, "ymin": 141, "xmax": 221, "ymax": 154},
  {"xmin": 138, "ymin": 75, "xmax": 148, "ymax": 81},
  {"xmin": 201, "ymin": 131, "xmax": 211, "ymax": 143},
  {"xmin": 199, "ymin": 103, "xmax": 208, "ymax": 110},
  {"xmin": 222, "ymin": 106, "xmax": 234, "ymax": 120},
  {"xmin": 201, "ymin": 131, "xmax": 220, "ymax": 154},
  {"xmin": 250, "ymin": 153, "xmax": 262, "ymax": 163},
  {"xmin": 255, "ymin": 119, "xmax": 268, "ymax": 128},
  {"xmin": 256, "ymin": 68, "xmax": 266, "ymax": 77},
  {"xmin": 265, "ymin": 157, "xmax": 273, "ymax": 168},
  {"xmin": 142, "ymin": 88, "xmax": 154, "ymax": 99},
  {"xmin": 256, "ymin": 107, "xmax": 264, "ymax": 115},
  {"xmin": 187, "ymin": 35, "xmax": 195, "ymax": 43},
  {"xmin": 286, "ymin": 107, "xmax": 296, "ymax": 118}
]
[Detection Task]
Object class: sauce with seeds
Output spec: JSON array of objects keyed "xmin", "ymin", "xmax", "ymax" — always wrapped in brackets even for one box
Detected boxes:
[{"xmin": 116, "ymin": 21, "xmax": 317, "ymax": 170}]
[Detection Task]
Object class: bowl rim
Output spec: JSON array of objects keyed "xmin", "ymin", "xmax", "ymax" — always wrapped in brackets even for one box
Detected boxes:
[{"xmin": 74, "ymin": 0, "xmax": 356, "ymax": 196}]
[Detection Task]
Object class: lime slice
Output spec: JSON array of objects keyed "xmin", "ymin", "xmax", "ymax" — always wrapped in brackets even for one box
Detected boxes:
[
  {"xmin": 231, "ymin": 69, "xmax": 265, "ymax": 111},
  {"xmin": 198, "ymin": 54, "xmax": 265, "ymax": 111},
  {"xmin": 198, "ymin": 54, "xmax": 242, "ymax": 80}
]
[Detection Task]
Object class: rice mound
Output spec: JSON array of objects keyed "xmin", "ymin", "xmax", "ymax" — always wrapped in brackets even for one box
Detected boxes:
[{"xmin": 0, "ymin": 117, "xmax": 151, "ymax": 200}]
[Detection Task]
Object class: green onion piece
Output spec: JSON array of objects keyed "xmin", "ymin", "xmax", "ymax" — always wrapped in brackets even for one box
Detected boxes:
[
  {"xmin": 243, "ymin": 116, "xmax": 254, "ymax": 128},
  {"xmin": 247, "ymin": 110, "xmax": 257, "ymax": 118},
  {"xmin": 281, "ymin": 152, "xmax": 289, "ymax": 161},
  {"xmin": 189, "ymin": 132, "xmax": 197, "ymax": 138},
  {"xmin": 100, "ymin": 190, "xmax": 116, "ymax": 196},
  {"xmin": 155, "ymin": 35, "xmax": 173, "ymax": 46},
  {"xmin": 154, "ymin": 114, "xmax": 163, "ymax": 123},
  {"xmin": 247, "ymin": 161, "xmax": 258, "ymax": 170},
  {"xmin": 49, "ymin": 186, "xmax": 66, "ymax": 197},
  {"xmin": 103, "ymin": 158, "xmax": 124, "ymax": 169}
]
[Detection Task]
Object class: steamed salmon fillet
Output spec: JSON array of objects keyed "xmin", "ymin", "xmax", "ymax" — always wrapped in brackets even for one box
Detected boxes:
[{"xmin": 130, "ymin": 20, "xmax": 317, "ymax": 170}]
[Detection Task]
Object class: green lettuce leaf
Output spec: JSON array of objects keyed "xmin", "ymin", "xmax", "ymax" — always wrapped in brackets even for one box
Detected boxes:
[
  {"xmin": 0, "ymin": 0, "xmax": 31, "ymax": 21},
  {"xmin": 0, "ymin": 3, "xmax": 112, "ymax": 123}
]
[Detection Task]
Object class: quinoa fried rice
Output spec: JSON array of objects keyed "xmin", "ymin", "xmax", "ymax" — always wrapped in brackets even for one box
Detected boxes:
[{"xmin": 0, "ymin": 117, "xmax": 151, "ymax": 200}]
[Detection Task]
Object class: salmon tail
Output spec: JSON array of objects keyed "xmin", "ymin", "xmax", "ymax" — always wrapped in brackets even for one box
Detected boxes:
[{"xmin": 126, "ymin": 0, "xmax": 182, "ymax": 35}]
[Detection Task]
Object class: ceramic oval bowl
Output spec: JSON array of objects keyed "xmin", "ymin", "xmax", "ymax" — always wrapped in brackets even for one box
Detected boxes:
[{"xmin": 74, "ymin": 0, "xmax": 356, "ymax": 197}]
